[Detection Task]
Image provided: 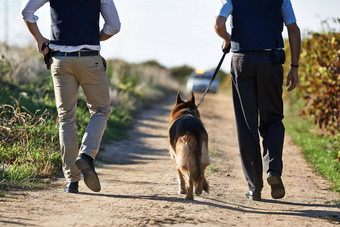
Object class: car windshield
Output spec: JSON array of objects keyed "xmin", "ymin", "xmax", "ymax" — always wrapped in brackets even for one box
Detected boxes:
[{"xmin": 191, "ymin": 73, "xmax": 213, "ymax": 80}]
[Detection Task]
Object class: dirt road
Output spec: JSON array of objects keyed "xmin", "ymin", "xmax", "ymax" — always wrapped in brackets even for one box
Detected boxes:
[{"xmin": 1, "ymin": 92, "xmax": 339, "ymax": 226}]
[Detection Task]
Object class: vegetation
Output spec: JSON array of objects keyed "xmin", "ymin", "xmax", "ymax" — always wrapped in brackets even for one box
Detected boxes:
[
  {"xmin": 283, "ymin": 19, "xmax": 340, "ymax": 191},
  {"xmin": 283, "ymin": 19, "xmax": 339, "ymax": 135},
  {"xmin": 284, "ymin": 101, "xmax": 340, "ymax": 192},
  {"xmin": 170, "ymin": 65, "xmax": 194, "ymax": 84}
]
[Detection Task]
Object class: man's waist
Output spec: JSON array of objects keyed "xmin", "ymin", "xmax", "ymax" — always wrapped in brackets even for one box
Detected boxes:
[
  {"xmin": 49, "ymin": 44, "xmax": 100, "ymax": 52},
  {"xmin": 51, "ymin": 49, "xmax": 100, "ymax": 57},
  {"xmin": 233, "ymin": 48, "xmax": 283, "ymax": 53}
]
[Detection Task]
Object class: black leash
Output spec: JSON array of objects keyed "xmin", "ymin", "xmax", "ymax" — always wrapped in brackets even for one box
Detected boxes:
[{"xmin": 196, "ymin": 44, "xmax": 231, "ymax": 108}]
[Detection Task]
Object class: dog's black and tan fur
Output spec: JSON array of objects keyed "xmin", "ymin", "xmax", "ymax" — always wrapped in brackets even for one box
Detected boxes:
[{"xmin": 168, "ymin": 92, "xmax": 210, "ymax": 200}]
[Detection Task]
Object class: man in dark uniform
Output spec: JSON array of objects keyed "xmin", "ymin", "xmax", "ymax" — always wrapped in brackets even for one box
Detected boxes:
[
  {"xmin": 214, "ymin": 0, "xmax": 301, "ymax": 201},
  {"xmin": 22, "ymin": 0, "xmax": 121, "ymax": 193}
]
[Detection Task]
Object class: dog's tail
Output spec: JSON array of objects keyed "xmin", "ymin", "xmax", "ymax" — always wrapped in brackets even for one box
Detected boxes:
[
  {"xmin": 176, "ymin": 133, "xmax": 202, "ymax": 182},
  {"xmin": 176, "ymin": 131, "xmax": 210, "ymax": 191},
  {"xmin": 192, "ymin": 133, "xmax": 203, "ymax": 183},
  {"xmin": 192, "ymin": 133, "xmax": 210, "ymax": 194}
]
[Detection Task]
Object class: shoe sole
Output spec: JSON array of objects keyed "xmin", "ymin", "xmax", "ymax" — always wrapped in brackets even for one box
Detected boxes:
[
  {"xmin": 267, "ymin": 175, "xmax": 285, "ymax": 199},
  {"xmin": 76, "ymin": 158, "xmax": 101, "ymax": 192}
]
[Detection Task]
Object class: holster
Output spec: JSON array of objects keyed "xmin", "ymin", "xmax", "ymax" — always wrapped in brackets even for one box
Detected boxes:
[
  {"xmin": 41, "ymin": 43, "xmax": 51, "ymax": 70},
  {"xmin": 44, "ymin": 51, "xmax": 52, "ymax": 70},
  {"xmin": 270, "ymin": 49, "xmax": 285, "ymax": 64},
  {"xmin": 101, "ymin": 56, "xmax": 107, "ymax": 71}
]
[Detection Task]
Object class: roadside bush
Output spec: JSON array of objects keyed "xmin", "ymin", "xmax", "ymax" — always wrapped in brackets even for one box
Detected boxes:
[
  {"xmin": 283, "ymin": 20, "xmax": 340, "ymax": 183},
  {"xmin": 284, "ymin": 21, "xmax": 339, "ymax": 135},
  {"xmin": 299, "ymin": 31, "xmax": 339, "ymax": 134},
  {"xmin": 0, "ymin": 102, "xmax": 61, "ymax": 182},
  {"xmin": 170, "ymin": 65, "xmax": 194, "ymax": 84}
]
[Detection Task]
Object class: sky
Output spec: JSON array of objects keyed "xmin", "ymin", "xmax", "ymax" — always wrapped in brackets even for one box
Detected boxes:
[{"xmin": 1, "ymin": 0, "xmax": 339, "ymax": 72}]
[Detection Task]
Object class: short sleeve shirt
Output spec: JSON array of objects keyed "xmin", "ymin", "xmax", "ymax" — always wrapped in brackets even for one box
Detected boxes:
[{"xmin": 217, "ymin": 0, "xmax": 296, "ymax": 26}]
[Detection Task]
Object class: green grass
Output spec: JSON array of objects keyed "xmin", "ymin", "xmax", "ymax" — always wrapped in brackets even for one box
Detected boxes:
[
  {"xmin": 0, "ymin": 178, "xmax": 50, "ymax": 198},
  {"xmin": 205, "ymin": 146, "xmax": 222, "ymax": 176},
  {"xmin": 284, "ymin": 102, "xmax": 340, "ymax": 192},
  {"xmin": 205, "ymin": 164, "xmax": 219, "ymax": 175},
  {"xmin": 210, "ymin": 146, "xmax": 222, "ymax": 159},
  {"xmin": 0, "ymin": 103, "xmax": 62, "ymax": 187}
]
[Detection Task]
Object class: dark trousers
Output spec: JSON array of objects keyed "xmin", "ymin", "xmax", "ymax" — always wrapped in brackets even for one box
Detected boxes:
[{"xmin": 230, "ymin": 52, "xmax": 285, "ymax": 193}]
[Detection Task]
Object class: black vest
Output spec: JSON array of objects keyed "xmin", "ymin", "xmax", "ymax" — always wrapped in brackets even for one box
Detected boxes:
[
  {"xmin": 50, "ymin": 0, "xmax": 100, "ymax": 46},
  {"xmin": 231, "ymin": 0, "xmax": 284, "ymax": 52}
]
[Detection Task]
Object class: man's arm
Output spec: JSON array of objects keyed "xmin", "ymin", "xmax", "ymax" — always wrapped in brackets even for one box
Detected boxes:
[
  {"xmin": 23, "ymin": 20, "xmax": 49, "ymax": 55},
  {"xmin": 214, "ymin": 16, "xmax": 231, "ymax": 49},
  {"xmin": 100, "ymin": 0, "xmax": 121, "ymax": 42},
  {"xmin": 22, "ymin": 0, "xmax": 49, "ymax": 55},
  {"xmin": 286, "ymin": 22, "xmax": 301, "ymax": 91},
  {"xmin": 99, "ymin": 31, "xmax": 113, "ymax": 41}
]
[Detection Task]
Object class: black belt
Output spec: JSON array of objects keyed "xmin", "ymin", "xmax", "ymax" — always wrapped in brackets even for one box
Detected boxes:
[
  {"xmin": 51, "ymin": 50, "xmax": 99, "ymax": 57},
  {"xmin": 235, "ymin": 49, "xmax": 283, "ymax": 53}
]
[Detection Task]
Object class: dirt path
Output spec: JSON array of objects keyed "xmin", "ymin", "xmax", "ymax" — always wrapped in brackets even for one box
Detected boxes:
[{"xmin": 1, "ymin": 93, "xmax": 339, "ymax": 226}]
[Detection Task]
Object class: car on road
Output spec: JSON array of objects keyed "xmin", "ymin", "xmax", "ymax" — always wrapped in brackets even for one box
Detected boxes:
[{"xmin": 186, "ymin": 68, "xmax": 219, "ymax": 93}]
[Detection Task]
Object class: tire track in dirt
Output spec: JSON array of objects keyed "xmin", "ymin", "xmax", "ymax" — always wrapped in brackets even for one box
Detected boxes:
[{"xmin": 1, "ymin": 92, "xmax": 339, "ymax": 226}]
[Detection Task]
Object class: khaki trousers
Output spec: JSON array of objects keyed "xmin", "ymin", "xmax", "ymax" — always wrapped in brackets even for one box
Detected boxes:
[{"xmin": 51, "ymin": 55, "xmax": 110, "ymax": 182}]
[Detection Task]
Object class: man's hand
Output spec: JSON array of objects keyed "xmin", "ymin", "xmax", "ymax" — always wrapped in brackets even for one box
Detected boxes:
[
  {"xmin": 287, "ymin": 23, "xmax": 301, "ymax": 92},
  {"xmin": 222, "ymin": 42, "xmax": 231, "ymax": 53},
  {"xmin": 222, "ymin": 33, "xmax": 231, "ymax": 49},
  {"xmin": 38, "ymin": 39, "xmax": 50, "ymax": 56},
  {"xmin": 286, "ymin": 67, "xmax": 298, "ymax": 91}
]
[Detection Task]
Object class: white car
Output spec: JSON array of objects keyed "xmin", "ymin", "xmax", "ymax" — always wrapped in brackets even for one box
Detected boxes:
[{"xmin": 186, "ymin": 69, "xmax": 219, "ymax": 93}]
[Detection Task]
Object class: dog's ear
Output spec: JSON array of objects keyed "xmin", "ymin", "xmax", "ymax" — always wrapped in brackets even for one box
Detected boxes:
[
  {"xmin": 189, "ymin": 92, "xmax": 195, "ymax": 105},
  {"xmin": 176, "ymin": 91, "xmax": 183, "ymax": 104}
]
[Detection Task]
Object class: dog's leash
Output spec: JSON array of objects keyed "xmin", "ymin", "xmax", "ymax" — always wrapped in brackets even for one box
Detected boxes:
[{"xmin": 196, "ymin": 44, "xmax": 231, "ymax": 108}]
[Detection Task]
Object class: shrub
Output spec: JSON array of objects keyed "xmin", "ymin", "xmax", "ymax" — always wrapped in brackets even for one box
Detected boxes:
[
  {"xmin": 299, "ymin": 31, "xmax": 339, "ymax": 134},
  {"xmin": 0, "ymin": 101, "xmax": 61, "ymax": 181},
  {"xmin": 284, "ymin": 20, "xmax": 339, "ymax": 135}
]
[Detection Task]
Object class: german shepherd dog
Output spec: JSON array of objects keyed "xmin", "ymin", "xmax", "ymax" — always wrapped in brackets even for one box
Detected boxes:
[{"xmin": 168, "ymin": 92, "xmax": 210, "ymax": 200}]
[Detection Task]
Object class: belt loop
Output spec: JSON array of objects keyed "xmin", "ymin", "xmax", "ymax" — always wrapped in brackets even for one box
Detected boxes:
[
  {"xmin": 64, "ymin": 52, "xmax": 67, "ymax": 57},
  {"xmin": 78, "ymin": 51, "xmax": 81, "ymax": 58}
]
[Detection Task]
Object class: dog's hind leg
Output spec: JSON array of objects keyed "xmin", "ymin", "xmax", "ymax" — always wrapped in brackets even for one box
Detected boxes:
[
  {"xmin": 202, "ymin": 163, "xmax": 210, "ymax": 193},
  {"xmin": 201, "ymin": 142, "xmax": 210, "ymax": 194},
  {"xmin": 195, "ymin": 164, "xmax": 209, "ymax": 195},
  {"xmin": 177, "ymin": 170, "xmax": 187, "ymax": 194},
  {"xmin": 195, "ymin": 175, "xmax": 204, "ymax": 196},
  {"xmin": 202, "ymin": 177, "xmax": 209, "ymax": 193},
  {"xmin": 186, "ymin": 177, "xmax": 194, "ymax": 200},
  {"xmin": 171, "ymin": 157, "xmax": 186, "ymax": 194}
]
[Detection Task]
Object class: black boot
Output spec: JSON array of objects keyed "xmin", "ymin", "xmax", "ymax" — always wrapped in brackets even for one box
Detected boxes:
[
  {"xmin": 245, "ymin": 190, "xmax": 261, "ymax": 201},
  {"xmin": 76, "ymin": 153, "xmax": 101, "ymax": 192},
  {"xmin": 64, "ymin": 182, "xmax": 79, "ymax": 193},
  {"xmin": 267, "ymin": 171, "xmax": 285, "ymax": 199}
]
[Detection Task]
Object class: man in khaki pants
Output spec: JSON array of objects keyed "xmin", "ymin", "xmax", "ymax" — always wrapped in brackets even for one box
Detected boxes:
[{"xmin": 22, "ymin": 0, "xmax": 121, "ymax": 193}]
